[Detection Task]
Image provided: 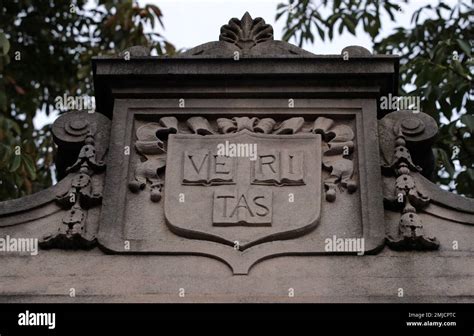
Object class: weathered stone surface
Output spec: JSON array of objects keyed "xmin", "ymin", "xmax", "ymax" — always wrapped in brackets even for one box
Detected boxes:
[
  {"xmin": 0, "ymin": 12, "xmax": 472, "ymax": 303},
  {"xmin": 98, "ymin": 99, "xmax": 383, "ymax": 275}
]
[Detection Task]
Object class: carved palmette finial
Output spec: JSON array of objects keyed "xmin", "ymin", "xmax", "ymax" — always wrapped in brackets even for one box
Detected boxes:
[{"xmin": 219, "ymin": 12, "xmax": 273, "ymax": 50}]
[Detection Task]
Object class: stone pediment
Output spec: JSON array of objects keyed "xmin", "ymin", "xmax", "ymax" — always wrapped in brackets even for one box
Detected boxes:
[{"xmin": 0, "ymin": 12, "xmax": 473, "ymax": 303}]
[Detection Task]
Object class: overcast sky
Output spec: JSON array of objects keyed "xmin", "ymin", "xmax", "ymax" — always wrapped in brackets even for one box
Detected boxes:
[
  {"xmin": 146, "ymin": 0, "xmax": 443, "ymax": 53},
  {"xmin": 34, "ymin": 0, "xmax": 449, "ymax": 128}
]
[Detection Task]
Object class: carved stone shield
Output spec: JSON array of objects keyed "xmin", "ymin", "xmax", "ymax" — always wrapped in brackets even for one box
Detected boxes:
[{"xmin": 164, "ymin": 130, "xmax": 321, "ymax": 249}]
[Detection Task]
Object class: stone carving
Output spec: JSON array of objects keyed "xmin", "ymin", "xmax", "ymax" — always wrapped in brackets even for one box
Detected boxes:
[
  {"xmin": 187, "ymin": 116, "xmax": 214, "ymax": 135},
  {"xmin": 178, "ymin": 12, "xmax": 315, "ymax": 57},
  {"xmin": 217, "ymin": 117, "xmax": 276, "ymax": 134},
  {"xmin": 129, "ymin": 116, "xmax": 357, "ymax": 204},
  {"xmin": 212, "ymin": 189, "xmax": 273, "ymax": 227},
  {"xmin": 380, "ymin": 111, "xmax": 440, "ymax": 250},
  {"xmin": 311, "ymin": 117, "xmax": 357, "ymax": 202},
  {"xmin": 164, "ymin": 129, "xmax": 321, "ymax": 248},
  {"xmin": 379, "ymin": 110, "xmax": 438, "ymax": 176},
  {"xmin": 220, "ymin": 12, "xmax": 273, "ymax": 50},
  {"xmin": 40, "ymin": 132, "xmax": 104, "ymax": 250},
  {"xmin": 341, "ymin": 45, "xmax": 372, "ymax": 57},
  {"xmin": 128, "ymin": 117, "xmax": 177, "ymax": 202},
  {"xmin": 118, "ymin": 45, "xmax": 151, "ymax": 58},
  {"xmin": 2, "ymin": 12, "xmax": 474, "ymax": 301},
  {"xmin": 39, "ymin": 110, "xmax": 110, "ymax": 250}
]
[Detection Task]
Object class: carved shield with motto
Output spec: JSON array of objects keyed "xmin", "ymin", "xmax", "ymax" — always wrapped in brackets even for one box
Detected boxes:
[{"xmin": 164, "ymin": 130, "xmax": 322, "ymax": 249}]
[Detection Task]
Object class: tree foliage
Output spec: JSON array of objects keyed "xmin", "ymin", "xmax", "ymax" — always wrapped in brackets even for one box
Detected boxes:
[
  {"xmin": 0, "ymin": 0, "xmax": 174, "ymax": 200},
  {"xmin": 277, "ymin": 0, "xmax": 473, "ymax": 197}
]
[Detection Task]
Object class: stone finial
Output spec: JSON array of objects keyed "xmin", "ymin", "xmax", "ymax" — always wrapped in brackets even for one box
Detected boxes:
[
  {"xmin": 219, "ymin": 12, "xmax": 273, "ymax": 50},
  {"xmin": 178, "ymin": 12, "xmax": 314, "ymax": 57}
]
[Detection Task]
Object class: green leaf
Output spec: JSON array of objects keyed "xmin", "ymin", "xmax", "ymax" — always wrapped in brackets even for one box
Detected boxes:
[
  {"xmin": 0, "ymin": 145, "xmax": 12, "ymax": 169},
  {"xmin": 77, "ymin": 65, "xmax": 91, "ymax": 80},
  {"xmin": 456, "ymin": 39, "xmax": 472, "ymax": 57},
  {"xmin": 438, "ymin": 2, "xmax": 451, "ymax": 11},
  {"xmin": 316, "ymin": 25, "xmax": 325, "ymax": 40},
  {"xmin": 22, "ymin": 155, "xmax": 37, "ymax": 180},
  {"xmin": 461, "ymin": 115, "xmax": 474, "ymax": 133},
  {"xmin": 435, "ymin": 148, "xmax": 455, "ymax": 177},
  {"xmin": 4, "ymin": 118, "xmax": 21, "ymax": 135},
  {"xmin": 338, "ymin": 21, "xmax": 344, "ymax": 34},
  {"xmin": 0, "ymin": 32, "xmax": 10, "ymax": 56},
  {"xmin": 0, "ymin": 90, "xmax": 6, "ymax": 112},
  {"xmin": 9, "ymin": 154, "xmax": 21, "ymax": 172},
  {"xmin": 275, "ymin": 10, "xmax": 286, "ymax": 21},
  {"xmin": 343, "ymin": 16, "xmax": 356, "ymax": 34}
]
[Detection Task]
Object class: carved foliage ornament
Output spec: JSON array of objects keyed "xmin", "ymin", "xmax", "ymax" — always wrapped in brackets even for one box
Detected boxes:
[
  {"xmin": 311, "ymin": 117, "xmax": 357, "ymax": 201},
  {"xmin": 40, "ymin": 110, "xmax": 110, "ymax": 250},
  {"xmin": 40, "ymin": 132, "xmax": 104, "ymax": 250},
  {"xmin": 178, "ymin": 12, "xmax": 315, "ymax": 57},
  {"xmin": 381, "ymin": 111, "xmax": 440, "ymax": 251},
  {"xmin": 219, "ymin": 12, "xmax": 273, "ymax": 50},
  {"xmin": 128, "ymin": 117, "xmax": 177, "ymax": 202},
  {"xmin": 129, "ymin": 116, "xmax": 357, "ymax": 203}
]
